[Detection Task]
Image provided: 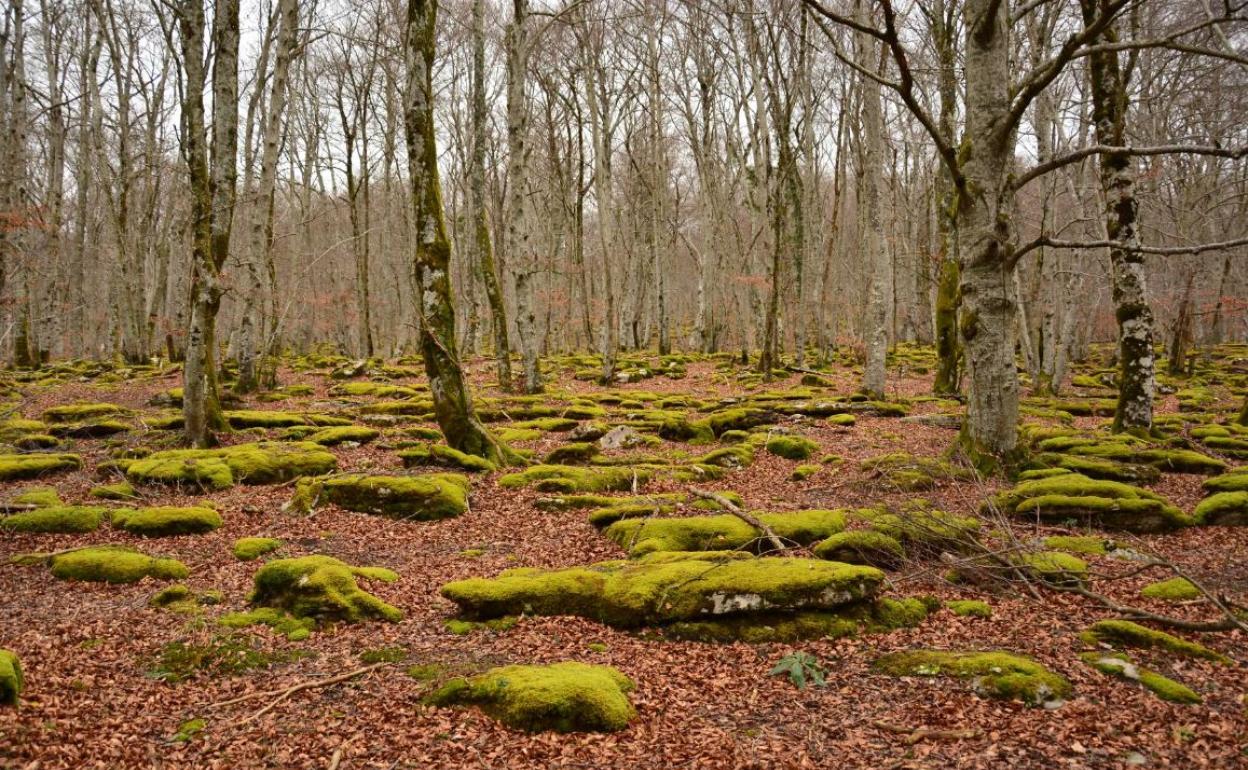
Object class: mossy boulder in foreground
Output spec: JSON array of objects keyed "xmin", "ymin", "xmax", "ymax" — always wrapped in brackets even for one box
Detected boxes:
[
  {"xmin": 47, "ymin": 545, "xmax": 189, "ymax": 583},
  {"xmin": 873, "ymin": 650, "xmax": 1071, "ymax": 706},
  {"xmin": 125, "ymin": 442, "xmax": 336, "ymax": 490},
  {"xmin": 1, "ymin": 505, "xmax": 107, "ymax": 534},
  {"xmin": 441, "ymin": 554, "xmax": 884, "ymax": 628},
  {"xmin": 290, "ymin": 473, "xmax": 469, "ymax": 520},
  {"xmin": 249, "ymin": 555, "xmax": 401, "ymax": 623},
  {"xmin": 0, "ymin": 650, "xmax": 23, "ymax": 706},
  {"xmin": 987, "ymin": 474, "xmax": 1189, "ymax": 532},
  {"xmin": 0, "ymin": 453, "xmax": 82, "ymax": 482},
  {"xmin": 427, "ymin": 662, "xmax": 635, "ymax": 733},
  {"xmin": 1193, "ymin": 491, "xmax": 1248, "ymax": 526},
  {"xmin": 111, "ymin": 506, "xmax": 223, "ymax": 537}
]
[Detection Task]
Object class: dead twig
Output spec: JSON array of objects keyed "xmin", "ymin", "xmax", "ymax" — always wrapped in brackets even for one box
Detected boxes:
[
  {"xmin": 210, "ymin": 662, "xmax": 388, "ymax": 726},
  {"xmin": 689, "ymin": 487, "xmax": 787, "ymax": 552}
]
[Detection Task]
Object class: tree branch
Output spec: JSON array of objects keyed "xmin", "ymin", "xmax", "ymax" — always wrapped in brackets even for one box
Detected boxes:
[{"xmin": 1014, "ymin": 144, "xmax": 1248, "ymax": 189}]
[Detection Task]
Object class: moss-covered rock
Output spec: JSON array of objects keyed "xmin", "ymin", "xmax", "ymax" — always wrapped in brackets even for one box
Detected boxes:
[
  {"xmin": 604, "ymin": 510, "xmax": 846, "ymax": 557},
  {"xmin": 249, "ymin": 556, "xmax": 401, "ymax": 623},
  {"xmin": 873, "ymin": 650, "xmax": 1070, "ymax": 706},
  {"xmin": 126, "ymin": 441, "xmax": 337, "ymax": 490},
  {"xmin": 857, "ymin": 505, "xmax": 981, "ymax": 553},
  {"xmin": 947, "ymin": 599, "xmax": 992, "ymax": 618},
  {"xmin": 1080, "ymin": 620, "xmax": 1227, "ymax": 662},
  {"xmin": 0, "ymin": 453, "xmax": 82, "ymax": 481},
  {"xmin": 1140, "ymin": 577, "xmax": 1200, "ymax": 601},
  {"xmin": 1041, "ymin": 535, "xmax": 1112, "ymax": 555},
  {"xmin": 48, "ymin": 419, "xmax": 130, "ymax": 438},
  {"xmin": 1193, "ymin": 491, "xmax": 1248, "ymax": 526},
  {"xmin": 860, "ymin": 453, "xmax": 972, "ymax": 491},
  {"xmin": 426, "ymin": 662, "xmax": 635, "ymax": 733},
  {"xmin": 663, "ymin": 597, "xmax": 936, "ymax": 643},
  {"xmin": 11, "ymin": 487, "xmax": 61, "ymax": 507},
  {"xmin": 441, "ymin": 554, "xmax": 884, "ymax": 628},
  {"xmin": 543, "ymin": 442, "xmax": 601, "ymax": 465},
  {"xmin": 400, "ymin": 444, "xmax": 496, "ymax": 473},
  {"xmin": 498, "ymin": 464, "xmax": 649, "ymax": 493},
  {"xmin": 1081, "ymin": 652, "xmax": 1200, "ymax": 704},
  {"xmin": 1, "ymin": 505, "xmax": 106, "ymax": 534},
  {"xmin": 695, "ymin": 445, "xmax": 755, "ymax": 468},
  {"xmin": 987, "ymin": 474, "xmax": 1190, "ymax": 532},
  {"xmin": 47, "ymin": 545, "xmax": 189, "ymax": 583},
  {"xmin": 224, "ymin": 410, "xmax": 350, "ymax": 429},
  {"xmin": 0, "ymin": 649, "xmax": 23, "ymax": 706},
  {"xmin": 233, "ymin": 537, "xmax": 283, "ymax": 561},
  {"xmin": 813, "ymin": 530, "xmax": 905, "ymax": 569},
  {"xmin": 111, "ymin": 506, "xmax": 222, "ymax": 537},
  {"xmin": 291, "ymin": 473, "xmax": 469, "ymax": 520},
  {"xmin": 791, "ymin": 464, "xmax": 821, "ymax": 481},
  {"xmin": 219, "ymin": 607, "xmax": 315, "ymax": 641},
  {"xmin": 1014, "ymin": 551, "xmax": 1087, "ymax": 586},
  {"xmin": 90, "ymin": 481, "xmax": 137, "ymax": 501},
  {"xmin": 1203, "ymin": 467, "xmax": 1248, "ymax": 494},
  {"xmin": 765, "ymin": 435, "xmax": 819, "ymax": 461},
  {"xmin": 42, "ymin": 402, "xmax": 126, "ymax": 422},
  {"xmin": 303, "ymin": 425, "xmax": 379, "ymax": 446}
]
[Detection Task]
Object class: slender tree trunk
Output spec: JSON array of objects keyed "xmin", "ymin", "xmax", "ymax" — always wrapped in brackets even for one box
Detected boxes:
[
  {"xmin": 858, "ymin": 12, "xmax": 887, "ymax": 399},
  {"xmin": 931, "ymin": 0, "xmax": 960, "ymax": 395}
]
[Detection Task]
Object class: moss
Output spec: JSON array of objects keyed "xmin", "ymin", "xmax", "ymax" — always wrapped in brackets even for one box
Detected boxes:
[
  {"xmin": 1193, "ymin": 491, "xmax": 1248, "ymax": 526},
  {"xmin": 947, "ymin": 600, "xmax": 992, "ymax": 618},
  {"xmin": 719, "ymin": 429, "xmax": 750, "ymax": 444},
  {"xmin": 872, "ymin": 650, "xmax": 1070, "ymax": 706},
  {"xmin": 988, "ymin": 474, "xmax": 1190, "ymax": 532},
  {"xmin": 1140, "ymin": 577, "xmax": 1200, "ymax": 601},
  {"xmin": 0, "ymin": 650, "xmax": 24, "ymax": 706},
  {"xmin": 90, "ymin": 481, "xmax": 137, "ymax": 501},
  {"xmin": 219, "ymin": 608, "xmax": 316, "ymax": 640},
  {"xmin": 148, "ymin": 583, "xmax": 194, "ymax": 609},
  {"xmin": 13, "ymin": 434, "xmax": 60, "ymax": 450},
  {"xmin": 1014, "ymin": 551, "xmax": 1088, "ymax": 585},
  {"xmin": 249, "ymin": 556, "xmax": 401, "ymax": 624},
  {"xmin": 426, "ymin": 662, "xmax": 635, "ymax": 733},
  {"xmin": 764, "ymin": 435, "xmax": 818, "ymax": 461},
  {"xmin": 1081, "ymin": 620, "xmax": 1228, "ymax": 662},
  {"xmin": 292, "ymin": 473, "xmax": 469, "ymax": 520},
  {"xmin": 126, "ymin": 442, "xmax": 337, "ymax": 490},
  {"xmin": 444, "ymin": 616, "xmax": 518, "ymax": 635},
  {"xmin": 149, "ymin": 633, "xmax": 309, "ymax": 681},
  {"xmin": 1018, "ymin": 467, "xmax": 1074, "ymax": 480},
  {"xmin": 791, "ymin": 464, "xmax": 821, "ymax": 481},
  {"xmin": 42, "ymin": 402, "xmax": 125, "ymax": 422},
  {"xmin": 498, "ymin": 464, "xmax": 649, "ymax": 493},
  {"xmin": 1081, "ymin": 652, "xmax": 1200, "ymax": 704},
  {"xmin": 441, "ymin": 554, "xmax": 883, "ymax": 628},
  {"xmin": 543, "ymin": 442, "xmax": 601, "ymax": 465},
  {"xmin": 666, "ymin": 597, "xmax": 933, "ymax": 643},
  {"xmin": 407, "ymin": 663, "xmax": 446, "ymax": 682},
  {"xmin": 1, "ymin": 505, "xmax": 106, "ymax": 534},
  {"xmin": 860, "ymin": 453, "xmax": 971, "ymax": 490},
  {"xmin": 12, "ymin": 487, "xmax": 61, "ymax": 507},
  {"xmin": 605, "ymin": 510, "xmax": 845, "ymax": 557},
  {"xmin": 657, "ymin": 416, "xmax": 715, "ymax": 444},
  {"xmin": 330, "ymin": 381, "xmax": 420, "ymax": 398},
  {"xmin": 1034, "ymin": 453, "xmax": 1160, "ymax": 484},
  {"xmin": 813, "ymin": 531, "xmax": 905, "ymax": 569},
  {"xmin": 1203, "ymin": 468, "xmax": 1248, "ymax": 494},
  {"xmin": 826, "ymin": 414, "xmax": 856, "ymax": 427},
  {"xmin": 48, "ymin": 545, "xmax": 188, "ymax": 583},
  {"xmin": 48, "ymin": 419, "xmax": 130, "ymax": 438},
  {"xmin": 111, "ymin": 506, "xmax": 222, "ymax": 537},
  {"xmin": 1042, "ymin": 535, "xmax": 1112, "ymax": 555},
  {"xmin": 586, "ymin": 500, "xmax": 679, "ymax": 528},
  {"xmin": 304, "ymin": 425, "xmax": 379, "ymax": 446},
  {"xmin": 858, "ymin": 506, "xmax": 981, "ymax": 552},
  {"xmin": 224, "ymin": 410, "xmax": 349, "ymax": 428},
  {"xmin": 696, "ymin": 445, "xmax": 755, "ymax": 468},
  {"xmin": 400, "ymin": 444, "xmax": 496, "ymax": 473},
  {"xmin": 0, "ymin": 452, "xmax": 82, "ymax": 481},
  {"xmin": 233, "ymin": 537, "xmax": 283, "ymax": 561}
]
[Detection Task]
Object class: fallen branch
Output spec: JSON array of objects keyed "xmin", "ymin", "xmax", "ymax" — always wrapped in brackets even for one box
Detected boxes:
[
  {"xmin": 210, "ymin": 662, "xmax": 388, "ymax": 726},
  {"xmin": 690, "ymin": 487, "xmax": 787, "ymax": 552}
]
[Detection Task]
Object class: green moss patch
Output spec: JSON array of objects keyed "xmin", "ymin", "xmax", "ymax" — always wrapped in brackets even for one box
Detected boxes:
[
  {"xmin": 111, "ymin": 506, "xmax": 222, "ymax": 537},
  {"xmin": 219, "ymin": 608, "xmax": 315, "ymax": 641},
  {"xmin": 1194, "ymin": 491, "xmax": 1248, "ymax": 526},
  {"xmin": 233, "ymin": 537, "xmax": 283, "ymax": 561},
  {"xmin": 149, "ymin": 634, "xmax": 309, "ymax": 682},
  {"xmin": 47, "ymin": 545, "xmax": 188, "ymax": 583},
  {"xmin": 947, "ymin": 600, "xmax": 992, "ymax": 618},
  {"xmin": 0, "ymin": 650, "xmax": 23, "ymax": 706},
  {"xmin": 988, "ymin": 474, "xmax": 1190, "ymax": 532},
  {"xmin": 426, "ymin": 662, "xmax": 635, "ymax": 733},
  {"xmin": 604, "ymin": 510, "xmax": 845, "ymax": 557},
  {"xmin": 303, "ymin": 426, "xmax": 379, "ymax": 446},
  {"xmin": 860, "ymin": 453, "xmax": 972, "ymax": 491},
  {"xmin": 1140, "ymin": 577, "xmax": 1200, "ymax": 601},
  {"xmin": 498, "ymin": 464, "xmax": 649, "ymax": 493},
  {"xmin": 400, "ymin": 444, "xmax": 496, "ymax": 473},
  {"xmin": 765, "ymin": 435, "xmax": 818, "ymax": 461},
  {"xmin": 0, "ymin": 453, "xmax": 82, "ymax": 481},
  {"xmin": 12, "ymin": 487, "xmax": 61, "ymax": 507},
  {"xmin": 1081, "ymin": 652, "xmax": 1200, "ymax": 704},
  {"xmin": 813, "ymin": 530, "xmax": 905, "ymax": 569},
  {"xmin": 665, "ymin": 597, "xmax": 935, "ymax": 643},
  {"xmin": 90, "ymin": 481, "xmax": 137, "ymax": 501},
  {"xmin": 1041, "ymin": 535, "xmax": 1112, "ymax": 555},
  {"xmin": 1014, "ymin": 551, "xmax": 1087, "ymax": 586},
  {"xmin": 1, "ymin": 505, "xmax": 106, "ymax": 534},
  {"xmin": 873, "ymin": 650, "xmax": 1070, "ymax": 706},
  {"xmin": 126, "ymin": 442, "xmax": 337, "ymax": 490},
  {"xmin": 291, "ymin": 473, "xmax": 469, "ymax": 520},
  {"xmin": 42, "ymin": 402, "xmax": 126, "ymax": 422},
  {"xmin": 249, "ymin": 555, "xmax": 401, "ymax": 624},
  {"xmin": 1080, "ymin": 620, "xmax": 1227, "ymax": 662}
]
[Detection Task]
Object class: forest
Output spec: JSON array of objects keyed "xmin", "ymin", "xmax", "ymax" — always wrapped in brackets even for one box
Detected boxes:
[{"xmin": 0, "ymin": 0, "xmax": 1247, "ymax": 767}]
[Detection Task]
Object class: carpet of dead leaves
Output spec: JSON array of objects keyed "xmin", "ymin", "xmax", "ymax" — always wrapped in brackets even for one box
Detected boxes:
[{"xmin": 1, "ymin": 358, "xmax": 1245, "ymax": 770}]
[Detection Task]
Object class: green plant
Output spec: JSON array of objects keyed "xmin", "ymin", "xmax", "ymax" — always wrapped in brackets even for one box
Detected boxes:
[{"xmin": 769, "ymin": 651, "xmax": 826, "ymax": 689}]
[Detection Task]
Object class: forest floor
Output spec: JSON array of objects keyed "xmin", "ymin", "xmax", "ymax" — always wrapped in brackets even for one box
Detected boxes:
[{"xmin": 0, "ymin": 347, "xmax": 1246, "ymax": 769}]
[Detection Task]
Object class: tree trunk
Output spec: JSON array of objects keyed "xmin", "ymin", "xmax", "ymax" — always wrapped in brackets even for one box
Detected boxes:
[
  {"xmin": 931, "ymin": 0, "xmax": 960, "ymax": 395},
  {"xmin": 858, "ymin": 13, "xmax": 887, "ymax": 399}
]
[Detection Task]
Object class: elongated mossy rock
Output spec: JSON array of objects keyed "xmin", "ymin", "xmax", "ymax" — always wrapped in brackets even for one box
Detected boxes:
[
  {"xmin": 1080, "ymin": 620, "xmax": 1228, "ymax": 662},
  {"xmin": 442, "ymin": 553, "xmax": 883, "ymax": 628},
  {"xmin": 291, "ymin": 473, "xmax": 469, "ymax": 520},
  {"xmin": 125, "ymin": 441, "xmax": 337, "ymax": 490},
  {"xmin": 1080, "ymin": 652, "xmax": 1200, "ymax": 704},
  {"xmin": 0, "ymin": 453, "xmax": 81, "ymax": 482},
  {"xmin": 873, "ymin": 650, "xmax": 1071, "ymax": 706},
  {"xmin": 225, "ymin": 410, "xmax": 351, "ymax": 428},
  {"xmin": 0, "ymin": 649, "xmax": 23, "ymax": 706},
  {"xmin": 1194, "ymin": 491, "xmax": 1248, "ymax": 526},
  {"xmin": 498, "ymin": 464, "xmax": 649, "ymax": 493},
  {"xmin": 603, "ymin": 510, "xmax": 845, "ymax": 557},
  {"xmin": 1, "ymin": 505, "xmax": 106, "ymax": 534},
  {"xmin": 399, "ymin": 444, "xmax": 496, "ymax": 473},
  {"xmin": 303, "ymin": 425, "xmax": 380, "ymax": 446},
  {"xmin": 987, "ymin": 474, "xmax": 1189, "ymax": 532},
  {"xmin": 233, "ymin": 537, "xmax": 282, "ymax": 561},
  {"xmin": 1203, "ymin": 467, "xmax": 1248, "ymax": 494},
  {"xmin": 665, "ymin": 596, "xmax": 936, "ymax": 643},
  {"xmin": 813, "ymin": 530, "xmax": 905, "ymax": 569},
  {"xmin": 47, "ymin": 545, "xmax": 189, "ymax": 583},
  {"xmin": 250, "ymin": 555, "xmax": 401, "ymax": 623},
  {"xmin": 42, "ymin": 402, "xmax": 126, "ymax": 422},
  {"xmin": 111, "ymin": 506, "xmax": 223, "ymax": 537},
  {"xmin": 427, "ymin": 662, "xmax": 635, "ymax": 733}
]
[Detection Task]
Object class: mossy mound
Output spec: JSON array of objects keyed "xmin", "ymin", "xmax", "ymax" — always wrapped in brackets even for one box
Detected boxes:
[
  {"xmin": 813, "ymin": 530, "xmax": 905, "ymax": 569},
  {"xmin": 1080, "ymin": 620, "xmax": 1227, "ymax": 662},
  {"xmin": 426, "ymin": 662, "xmax": 635, "ymax": 733},
  {"xmin": 148, "ymin": 584, "xmax": 223, "ymax": 614},
  {"xmin": 441, "ymin": 554, "xmax": 883, "ymax": 628},
  {"xmin": 303, "ymin": 425, "xmax": 379, "ymax": 446},
  {"xmin": 791, "ymin": 464, "xmax": 821, "ymax": 481},
  {"xmin": 663, "ymin": 597, "xmax": 936, "ymax": 643},
  {"xmin": 856, "ymin": 505, "xmax": 981, "ymax": 553},
  {"xmin": 604, "ymin": 510, "xmax": 846, "ymax": 557},
  {"xmin": 225, "ymin": 410, "xmax": 350, "ymax": 429},
  {"xmin": 47, "ymin": 545, "xmax": 189, "ymax": 583},
  {"xmin": 42, "ymin": 402, "xmax": 126, "ymax": 422},
  {"xmin": 48, "ymin": 419, "xmax": 130, "ymax": 438},
  {"xmin": 1031, "ymin": 453, "xmax": 1160, "ymax": 484},
  {"xmin": 329, "ymin": 381, "xmax": 421, "ymax": 398},
  {"xmin": 544, "ymin": 442, "xmax": 602, "ymax": 465},
  {"xmin": 873, "ymin": 650, "xmax": 1070, "ymax": 706},
  {"xmin": 987, "ymin": 474, "xmax": 1189, "ymax": 532},
  {"xmin": 498, "ymin": 464, "xmax": 649, "ymax": 493},
  {"xmin": 233, "ymin": 537, "xmax": 283, "ymax": 561},
  {"xmin": 1041, "ymin": 535, "xmax": 1112, "ymax": 555},
  {"xmin": 765, "ymin": 435, "xmax": 819, "ymax": 461},
  {"xmin": 1014, "ymin": 551, "xmax": 1087, "ymax": 586},
  {"xmin": 249, "ymin": 556, "xmax": 401, "ymax": 623},
  {"xmin": 1081, "ymin": 652, "xmax": 1200, "ymax": 704},
  {"xmin": 111, "ymin": 506, "xmax": 222, "ymax": 537},
  {"xmin": 585, "ymin": 497, "xmax": 682, "ymax": 528},
  {"xmin": 0, "ymin": 650, "xmax": 23, "ymax": 706},
  {"xmin": 12, "ymin": 487, "xmax": 61, "ymax": 507},
  {"xmin": 860, "ymin": 453, "xmax": 972, "ymax": 491},
  {"xmin": 0, "ymin": 453, "xmax": 82, "ymax": 481},
  {"xmin": 291, "ymin": 473, "xmax": 469, "ymax": 520},
  {"xmin": 400, "ymin": 444, "xmax": 497, "ymax": 473},
  {"xmin": 1140, "ymin": 577, "xmax": 1200, "ymax": 601},
  {"xmin": 947, "ymin": 600, "xmax": 992, "ymax": 618},
  {"xmin": 219, "ymin": 607, "xmax": 315, "ymax": 641},
  {"xmin": 1193, "ymin": 491, "xmax": 1248, "ymax": 526},
  {"xmin": 1, "ymin": 505, "xmax": 106, "ymax": 534},
  {"xmin": 90, "ymin": 481, "xmax": 137, "ymax": 501},
  {"xmin": 1203, "ymin": 467, "xmax": 1248, "ymax": 494},
  {"xmin": 695, "ymin": 444, "xmax": 755, "ymax": 468},
  {"xmin": 126, "ymin": 442, "xmax": 337, "ymax": 490}
]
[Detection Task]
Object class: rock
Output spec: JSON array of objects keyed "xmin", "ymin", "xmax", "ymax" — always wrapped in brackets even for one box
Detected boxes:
[
  {"xmin": 291, "ymin": 473, "xmax": 469, "ymax": 520},
  {"xmin": 873, "ymin": 650, "xmax": 1071, "ymax": 706},
  {"xmin": 249, "ymin": 555, "xmax": 401, "ymax": 623},
  {"xmin": 0, "ymin": 650, "xmax": 23, "ymax": 706},
  {"xmin": 599, "ymin": 426, "xmax": 645, "ymax": 451},
  {"xmin": 46, "ymin": 545, "xmax": 189, "ymax": 583}
]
